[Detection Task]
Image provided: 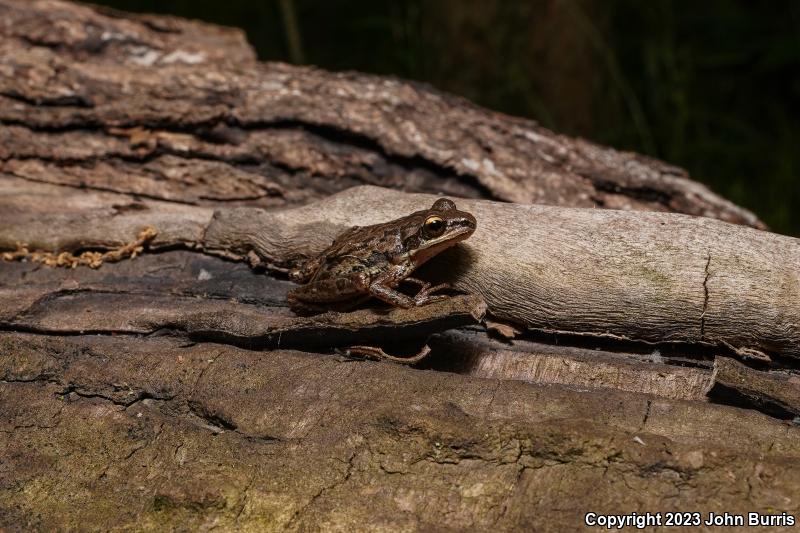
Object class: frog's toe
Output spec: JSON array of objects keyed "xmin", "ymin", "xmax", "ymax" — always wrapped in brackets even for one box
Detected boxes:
[{"xmin": 413, "ymin": 293, "xmax": 450, "ymax": 306}]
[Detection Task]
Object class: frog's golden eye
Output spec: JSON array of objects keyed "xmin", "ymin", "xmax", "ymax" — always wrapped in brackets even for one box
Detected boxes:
[{"xmin": 424, "ymin": 215, "xmax": 446, "ymax": 237}]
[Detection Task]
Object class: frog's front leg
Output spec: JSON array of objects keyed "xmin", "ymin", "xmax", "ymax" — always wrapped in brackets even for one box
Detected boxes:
[
  {"xmin": 403, "ymin": 277, "xmax": 451, "ymax": 303},
  {"xmin": 369, "ymin": 270, "xmax": 447, "ymax": 308},
  {"xmin": 369, "ymin": 281, "xmax": 416, "ymax": 308}
]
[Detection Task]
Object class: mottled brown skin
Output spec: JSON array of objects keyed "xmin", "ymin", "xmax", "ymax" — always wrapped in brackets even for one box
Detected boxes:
[{"xmin": 288, "ymin": 198, "xmax": 477, "ymax": 315}]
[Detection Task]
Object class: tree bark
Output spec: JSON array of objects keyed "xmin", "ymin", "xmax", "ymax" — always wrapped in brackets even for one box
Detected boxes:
[
  {"xmin": 0, "ymin": 0, "xmax": 762, "ymax": 226},
  {"xmin": 1, "ymin": 1, "xmax": 798, "ymax": 531}
]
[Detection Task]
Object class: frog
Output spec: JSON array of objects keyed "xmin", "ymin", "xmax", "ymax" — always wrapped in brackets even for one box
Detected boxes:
[{"xmin": 287, "ymin": 198, "xmax": 477, "ymax": 315}]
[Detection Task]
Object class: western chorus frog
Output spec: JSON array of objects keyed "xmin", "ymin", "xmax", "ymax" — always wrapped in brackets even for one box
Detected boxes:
[{"xmin": 287, "ymin": 198, "xmax": 477, "ymax": 314}]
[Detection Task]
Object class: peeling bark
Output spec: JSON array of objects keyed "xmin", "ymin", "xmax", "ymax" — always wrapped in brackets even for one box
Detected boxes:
[
  {"xmin": 710, "ymin": 357, "xmax": 800, "ymax": 418},
  {"xmin": 0, "ymin": 0, "xmax": 763, "ymax": 227}
]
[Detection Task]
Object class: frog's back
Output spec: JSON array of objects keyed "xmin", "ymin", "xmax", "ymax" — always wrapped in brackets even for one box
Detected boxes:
[{"xmin": 310, "ymin": 222, "xmax": 404, "ymax": 282}]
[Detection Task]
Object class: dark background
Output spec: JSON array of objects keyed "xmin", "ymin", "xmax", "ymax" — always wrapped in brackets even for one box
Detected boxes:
[{"xmin": 92, "ymin": 0, "xmax": 800, "ymax": 234}]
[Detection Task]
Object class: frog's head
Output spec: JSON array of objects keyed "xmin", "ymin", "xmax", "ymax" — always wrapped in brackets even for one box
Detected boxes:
[{"xmin": 407, "ymin": 198, "xmax": 477, "ymax": 266}]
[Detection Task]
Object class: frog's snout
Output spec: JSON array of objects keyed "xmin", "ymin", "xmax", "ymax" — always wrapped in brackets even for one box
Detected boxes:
[{"xmin": 453, "ymin": 214, "xmax": 477, "ymax": 233}]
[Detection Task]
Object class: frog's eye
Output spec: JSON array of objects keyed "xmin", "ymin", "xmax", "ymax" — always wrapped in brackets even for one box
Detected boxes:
[{"xmin": 423, "ymin": 215, "xmax": 446, "ymax": 237}]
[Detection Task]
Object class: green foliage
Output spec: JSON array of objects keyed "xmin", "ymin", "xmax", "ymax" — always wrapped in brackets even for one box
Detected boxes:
[{"xmin": 95, "ymin": 0, "xmax": 800, "ymax": 234}]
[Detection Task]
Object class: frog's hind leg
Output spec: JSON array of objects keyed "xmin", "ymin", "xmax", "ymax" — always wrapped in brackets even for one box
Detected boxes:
[
  {"xmin": 288, "ymin": 271, "xmax": 372, "ymax": 315},
  {"xmin": 340, "ymin": 344, "xmax": 431, "ymax": 365}
]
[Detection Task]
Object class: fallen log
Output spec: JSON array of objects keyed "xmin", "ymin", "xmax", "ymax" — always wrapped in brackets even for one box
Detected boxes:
[
  {"xmin": 1, "ymin": 1, "xmax": 798, "ymax": 530},
  {"xmin": 5, "ymin": 179, "xmax": 796, "ymax": 361}
]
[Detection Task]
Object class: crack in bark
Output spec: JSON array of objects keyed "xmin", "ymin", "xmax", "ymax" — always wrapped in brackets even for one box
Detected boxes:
[
  {"xmin": 0, "ymin": 323, "xmax": 150, "ymax": 338},
  {"xmin": 641, "ymin": 399, "xmax": 653, "ymax": 430},
  {"xmin": 7, "ymin": 372, "xmax": 286, "ymax": 446},
  {"xmin": 233, "ymin": 474, "xmax": 255, "ymax": 525},
  {"xmin": 185, "ymin": 401, "xmax": 282, "ymax": 443},
  {"xmin": 701, "ymin": 253, "xmax": 711, "ymax": 340},
  {"xmin": 0, "ymin": 420, "xmax": 60, "ymax": 433},
  {"xmin": 185, "ymin": 355, "xmax": 283, "ymax": 444},
  {"xmin": 521, "ymin": 326, "xmax": 716, "ymax": 368},
  {"xmin": 285, "ymin": 449, "xmax": 357, "ymax": 529},
  {"xmin": 491, "ymin": 463, "xmax": 528, "ymax": 527},
  {"xmin": 0, "ymin": 90, "xmax": 93, "ymax": 108},
  {"xmin": 590, "ymin": 178, "xmax": 675, "ymax": 205},
  {"xmin": 1, "ymin": 376, "xmax": 60, "ymax": 386},
  {"xmin": 188, "ymin": 350, "xmax": 222, "ymax": 399},
  {"xmin": 123, "ymin": 421, "xmax": 165, "ymax": 462},
  {"xmin": 3, "ymin": 146, "xmax": 286, "ymax": 198},
  {"xmin": 58, "ymin": 384, "xmax": 174, "ymax": 408},
  {"xmin": 186, "ymin": 400, "xmax": 237, "ymax": 433},
  {"xmin": 3, "ymin": 171, "xmax": 216, "ymax": 208}
]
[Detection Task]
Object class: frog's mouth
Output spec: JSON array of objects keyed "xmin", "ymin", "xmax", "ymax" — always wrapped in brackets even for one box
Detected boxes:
[{"xmin": 410, "ymin": 225, "xmax": 475, "ymax": 266}]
